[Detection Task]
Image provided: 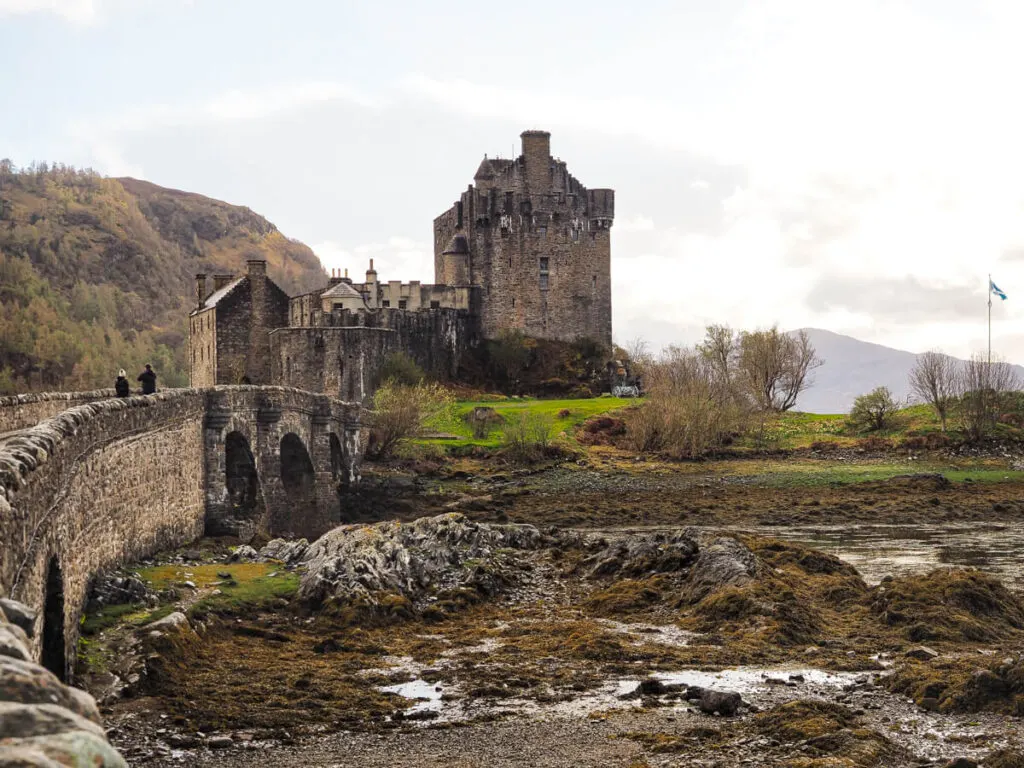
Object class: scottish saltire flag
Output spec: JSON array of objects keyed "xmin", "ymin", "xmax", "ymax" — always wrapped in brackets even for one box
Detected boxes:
[{"xmin": 991, "ymin": 279, "xmax": 1008, "ymax": 301}]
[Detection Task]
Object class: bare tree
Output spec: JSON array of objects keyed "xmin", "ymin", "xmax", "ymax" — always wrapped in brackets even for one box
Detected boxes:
[
  {"xmin": 955, "ymin": 353, "xmax": 1021, "ymax": 440},
  {"xmin": 735, "ymin": 326, "xmax": 822, "ymax": 412},
  {"xmin": 624, "ymin": 336, "xmax": 652, "ymax": 380},
  {"xmin": 625, "ymin": 346, "xmax": 750, "ymax": 458},
  {"xmin": 909, "ymin": 351, "xmax": 957, "ymax": 431},
  {"xmin": 697, "ymin": 324, "xmax": 736, "ymax": 381}
]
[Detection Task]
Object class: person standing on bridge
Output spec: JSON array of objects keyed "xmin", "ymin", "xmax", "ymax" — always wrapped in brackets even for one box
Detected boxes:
[
  {"xmin": 138, "ymin": 364, "xmax": 157, "ymax": 395},
  {"xmin": 114, "ymin": 369, "xmax": 130, "ymax": 398}
]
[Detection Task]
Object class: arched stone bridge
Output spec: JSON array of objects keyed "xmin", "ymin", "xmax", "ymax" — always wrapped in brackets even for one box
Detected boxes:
[{"xmin": 0, "ymin": 386, "xmax": 361, "ymax": 683}]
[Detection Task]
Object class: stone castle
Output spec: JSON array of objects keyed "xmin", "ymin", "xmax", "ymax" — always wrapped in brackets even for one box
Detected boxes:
[{"xmin": 188, "ymin": 130, "xmax": 615, "ymax": 400}]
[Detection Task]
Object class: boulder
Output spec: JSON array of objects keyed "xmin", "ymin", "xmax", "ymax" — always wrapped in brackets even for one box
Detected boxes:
[
  {"xmin": 582, "ymin": 530, "xmax": 698, "ymax": 578},
  {"xmin": 0, "ymin": 703, "xmax": 106, "ymax": 740},
  {"xmin": 258, "ymin": 538, "xmax": 310, "ymax": 565},
  {"xmin": 687, "ymin": 537, "xmax": 759, "ymax": 601},
  {"xmin": 0, "ymin": 598, "xmax": 126, "ymax": 766},
  {"xmin": 145, "ymin": 612, "xmax": 190, "ymax": 634},
  {"xmin": 0, "ymin": 599, "xmax": 37, "ymax": 637},
  {"xmin": 229, "ymin": 545, "xmax": 258, "ymax": 562},
  {"xmin": 906, "ymin": 646, "xmax": 940, "ymax": 661},
  {"xmin": 699, "ymin": 689, "xmax": 743, "ymax": 716},
  {"xmin": 0, "ymin": 624, "xmax": 32, "ymax": 661}
]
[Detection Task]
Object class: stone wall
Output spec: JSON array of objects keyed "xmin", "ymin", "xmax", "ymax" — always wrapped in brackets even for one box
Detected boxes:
[
  {"xmin": 0, "ymin": 392, "xmax": 207, "ymax": 680},
  {"xmin": 269, "ymin": 308, "xmax": 478, "ymax": 402},
  {"xmin": 0, "ymin": 390, "xmax": 115, "ymax": 434}
]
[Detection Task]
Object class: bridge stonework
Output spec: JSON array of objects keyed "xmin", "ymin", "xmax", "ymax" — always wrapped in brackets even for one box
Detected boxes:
[{"xmin": 0, "ymin": 386, "xmax": 361, "ymax": 681}]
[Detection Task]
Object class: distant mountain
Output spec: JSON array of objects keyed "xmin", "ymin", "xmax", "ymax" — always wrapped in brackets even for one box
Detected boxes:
[
  {"xmin": 0, "ymin": 163, "xmax": 326, "ymax": 392},
  {"xmin": 793, "ymin": 328, "xmax": 1024, "ymax": 414}
]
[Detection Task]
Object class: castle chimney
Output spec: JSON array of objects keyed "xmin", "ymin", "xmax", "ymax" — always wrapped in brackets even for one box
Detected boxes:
[
  {"xmin": 328, "ymin": 268, "xmax": 342, "ymax": 286},
  {"xmin": 195, "ymin": 273, "xmax": 207, "ymax": 308},
  {"xmin": 247, "ymin": 259, "xmax": 267, "ymax": 278},
  {"xmin": 521, "ymin": 130, "xmax": 551, "ymax": 191},
  {"xmin": 213, "ymin": 274, "xmax": 234, "ymax": 291}
]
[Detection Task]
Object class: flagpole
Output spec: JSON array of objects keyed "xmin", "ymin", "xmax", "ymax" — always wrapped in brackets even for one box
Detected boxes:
[{"xmin": 988, "ymin": 273, "xmax": 992, "ymax": 367}]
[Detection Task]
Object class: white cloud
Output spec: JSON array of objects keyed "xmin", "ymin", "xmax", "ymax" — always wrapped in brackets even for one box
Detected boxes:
[
  {"xmin": 312, "ymin": 237, "xmax": 434, "ymax": 285},
  {"xmin": 0, "ymin": 0, "xmax": 97, "ymax": 23},
  {"xmin": 403, "ymin": 2, "xmax": 1024, "ymax": 361},
  {"xmin": 72, "ymin": 81, "xmax": 382, "ymax": 136}
]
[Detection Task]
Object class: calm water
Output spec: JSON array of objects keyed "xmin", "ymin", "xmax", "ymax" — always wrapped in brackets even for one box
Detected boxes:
[{"xmin": 728, "ymin": 522, "xmax": 1024, "ymax": 591}]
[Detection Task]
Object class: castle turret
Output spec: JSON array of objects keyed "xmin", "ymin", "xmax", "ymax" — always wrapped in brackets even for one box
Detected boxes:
[
  {"xmin": 441, "ymin": 233, "xmax": 471, "ymax": 286},
  {"xmin": 521, "ymin": 130, "xmax": 551, "ymax": 191}
]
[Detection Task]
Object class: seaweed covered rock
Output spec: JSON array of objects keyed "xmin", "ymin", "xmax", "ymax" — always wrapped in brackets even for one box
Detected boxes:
[
  {"xmin": 580, "ymin": 530, "xmax": 699, "ymax": 578},
  {"xmin": 298, "ymin": 513, "xmax": 545, "ymax": 610},
  {"xmin": 0, "ymin": 597, "xmax": 126, "ymax": 767},
  {"xmin": 870, "ymin": 568, "xmax": 1024, "ymax": 642},
  {"xmin": 889, "ymin": 653, "xmax": 1024, "ymax": 714},
  {"xmin": 754, "ymin": 700, "xmax": 907, "ymax": 767},
  {"xmin": 685, "ymin": 536, "xmax": 759, "ymax": 601},
  {"xmin": 688, "ymin": 538, "xmax": 869, "ymax": 648}
]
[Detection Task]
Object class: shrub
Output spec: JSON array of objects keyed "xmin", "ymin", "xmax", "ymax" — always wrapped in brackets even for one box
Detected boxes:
[
  {"xmin": 623, "ymin": 348, "xmax": 749, "ymax": 459},
  {"xmin": 848, "ymin": 386, "xmax": 900, "ymax": 432},
  {"xmin": 500, "ymin": 411, "xmax": 555, "ymax": 461},
  {"xmin": 578, "ymin": 415, "xmax": 627, "ymax": 446},
  {"xmin": 366, "ymin": 381, "xmax": 455, "ymax": 459},
  {"xmin": 375, "ymin": 352, "xmax": 425, "ymax": 387}
]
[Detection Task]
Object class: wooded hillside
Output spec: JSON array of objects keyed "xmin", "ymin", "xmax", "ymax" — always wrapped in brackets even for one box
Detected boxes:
[{"xmin": 0, "ymin": 161, "xmax": 326, "ymax": 393}]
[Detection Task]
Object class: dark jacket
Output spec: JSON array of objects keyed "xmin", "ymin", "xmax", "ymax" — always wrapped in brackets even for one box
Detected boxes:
[
  {"xmin": 138, "ymin": 369, "xmax": 157, "ymax": 395},
  {"xmin": 114, "ymin": 376, "xmax": 130, "ymax": 397}
]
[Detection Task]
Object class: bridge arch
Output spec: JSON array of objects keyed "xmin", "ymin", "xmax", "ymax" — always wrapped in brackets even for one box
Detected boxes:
[
  {"xmin": 41, "ymin": 556, "xmax": 66, "ymax": 682},
  {"xmin": 224, "ymin": 431, "xmax": 265, "ymax": 536}
]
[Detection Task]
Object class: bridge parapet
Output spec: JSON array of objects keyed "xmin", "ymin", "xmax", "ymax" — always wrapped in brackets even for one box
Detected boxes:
[
  {"xmin": 0, "ymin": 385, "xmax": 362, "ymax": 682},
  {"xmin": 0, "ymin": 388, "xmax": 117, "ymax": 434}
]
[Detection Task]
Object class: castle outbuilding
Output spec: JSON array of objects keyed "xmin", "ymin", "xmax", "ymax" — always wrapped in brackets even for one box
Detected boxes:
[{"xmin": 189, "ymin": 130, "xmax": 614, "ymax": 401}]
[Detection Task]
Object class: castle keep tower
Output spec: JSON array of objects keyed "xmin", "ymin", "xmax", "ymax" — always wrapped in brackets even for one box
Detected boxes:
[{"xmin": 433, "ymin": 130, "xmax": 614, "ymax": 348}]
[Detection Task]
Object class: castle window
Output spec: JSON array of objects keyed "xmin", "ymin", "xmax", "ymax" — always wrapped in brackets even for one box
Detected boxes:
[
  {"xmin": 539, "ymin": 257, "xmax": 549, "ymax": 271},
  {"xmin": 509, "ymin": 256, "xmax": 512, "ymax": 268},
  {"xmin": 399, "ymin": 299, "xmax": 408, "ymax": 309},
  {"xmin": 512, "ymin": 298, "xmax": 515, "ymax": 308},
  {"xmin": 430, "ymin": 300, "xmax": 441, "ymax": 309},
  {"xmin": 571, "ymin": 227, "xmax": 579, "ymax": 243},
  {"xmin": 592, "ymin": 274, "xmax": 597, "ymax": 292},
  {"xmin": 382, "ymin": 300, "xmax": 390, "ymax": 307},
  {"xmin": 539, "ymin": 274, "xmax": 549, "ymax": 290},
  {"xmin": 537, "ymin": 226, "xmax": 547, "ymax": 237}
]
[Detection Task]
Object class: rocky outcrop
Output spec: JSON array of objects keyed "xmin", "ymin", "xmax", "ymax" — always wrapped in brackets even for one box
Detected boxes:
[
  {"xmin": 580, "ymin": 530, "xmax": 699, "ymax": 578},
  {"xmin": 685, "ymin": 536, "xmax": 759, "ymax": 601},
  {"xmin": 0, "ymin": 597, "xmax": 126, "ymax": 766},
  {"xmin": 298, "ymin": 513, "xmax": 544, "ymax": 608}
]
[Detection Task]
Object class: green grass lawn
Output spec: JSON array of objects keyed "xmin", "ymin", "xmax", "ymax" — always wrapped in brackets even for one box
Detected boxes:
[{"xmin": 419, "ymin": 395, "xmax": 635, "ymax": 450}]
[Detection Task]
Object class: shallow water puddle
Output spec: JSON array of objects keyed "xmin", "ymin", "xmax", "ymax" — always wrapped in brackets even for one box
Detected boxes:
[
  {"xmin": 625, "ymin": 666, "xmax": 863, "ymax": 696},
  {"xmin": 379, "ymin": 679, "xmax": 445, "ymax": 714}
]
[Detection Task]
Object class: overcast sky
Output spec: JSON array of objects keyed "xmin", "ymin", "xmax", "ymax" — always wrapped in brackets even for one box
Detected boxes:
[{"xmin": 5, "ymin": 0, "xmax": 1024, "ymax": 360}]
